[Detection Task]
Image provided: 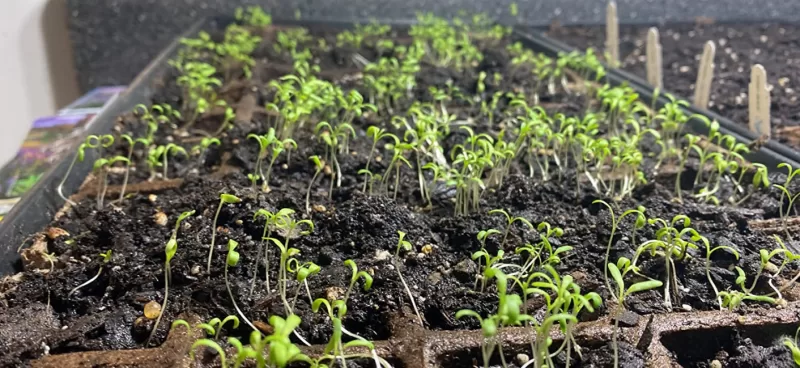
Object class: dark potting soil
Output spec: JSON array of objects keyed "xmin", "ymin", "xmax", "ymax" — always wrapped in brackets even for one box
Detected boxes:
[
  {"xmin": 547, "ymin": 23, "xmax": 800, "ymax": 150},
  {"xmin": 661, "ymin": 322, "xmax": 798, "ymax": 368},
  {"xmin": 0, "ymin": 23, "xmax": 797, "ymax": 367}
]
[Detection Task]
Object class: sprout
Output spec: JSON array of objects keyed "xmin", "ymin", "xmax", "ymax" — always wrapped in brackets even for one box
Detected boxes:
[
  {"xmin": 235, "ymin": 6, "xmax": 272, "ymax": 27},
  {"xmin": 190, "ymin": 137, "xmax": 221, "ymax": 158},
  {"xmin": 287, "ymin": 259, "xmax": 321, "ymax": 308},
  {"xmin": 58, "ymin": 135, "xmax": 109, "ymax": 206},
  {"xmin": 305, "ymin": 155, "xmax": 325, "ymax": 213},
  {"xmin": 161, "ymin": 143, "xmax": 188, "ymax": 180},
  {"xmin": 93, "ymin": 155, "xmax": 129, "ymax": 210},
  {"xmin": 118, "ymin": 134, "xmax": 150, "ymax": 203},
  {"xmin": 593, "ymin": 200, "xmax": 645, "ymax": 302},
  {"xmin": 607, "ymin": 261, "xmax": 663, "ymax": 368},
  {"xmin": 774, "ymin": 162, "xmax": 800, "ymax": 240},
  {"xmin": 393, "ymin": 231, "xmax": 423, "ymax": 325},
  {"xmin": 343, "ymin": 259, "xmax": 373, "ymax": 304},
  {"xmin": 146, "ymin": 210, "xmax": 194, "ymax": 347},
  {"xmin": 207, "ymin": 193, "xmax": 242, "ymax": 273},
  {"xmin": 251, "ymin": 208, "xmax": 294, "ymax": 296},
  {"xmin": 488, "ymin": 209, "xmax": 534, "ymax": 249},
  {"xmin": 224, "ymin": 239, "xmax": 259, "ymax": 333},
  {"xmin": 67, "ymin": 250, "xmax": 112, "ymax": 298},
  {"xmin": 783, "ymin": 327, "xmax": 800, "ymax": 366},
  {"xmin": 190, "ymin": 339, "xmax": 227, "ymax": 368}
]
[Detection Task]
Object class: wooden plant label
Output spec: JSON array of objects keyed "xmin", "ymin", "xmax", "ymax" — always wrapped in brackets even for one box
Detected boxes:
[
  {"xmin": 605, "ymin": 1, "xmax": 619, "ymax": 68},
  {"xmin": 693, "ymin": 41, "xmax": 715, "ymax": 109},
  {"xmin": 749, "ymin": 64, "xmax": 771, "ymax": 136},
  {"xmin": 646, "ymin": 27, "xmax": 663, "ymax": 88}
]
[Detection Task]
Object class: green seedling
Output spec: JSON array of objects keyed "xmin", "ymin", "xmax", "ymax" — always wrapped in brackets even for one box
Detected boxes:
[
  {"xmin": 363, "ymin": 126, "xmax": 399, "ymax": 192},
  {"xmin": 251, "ymin": 208, "xmax": 295, "ymax": 296},
  {"xmin": 701, "ymin": 236, "xmax": 740, "ymax": 310},
  {"xmin": 489, "ymin": 209, "xmax": 534, "ymax": 249},
  {"xmin": 58, "ymin": 135, "xmax": 109, "ymax": 205},
  {"xmin": 235, "ymin": 6, "xmax": 272, "ymax": 27},
  {"xmin": 607, "ymin": 262, "xmax": 663, "ymax": 368},
  {"xmin": 774, "ymin": 163, "xmax": 800, "ymax": 240},
  {"xmin": 634, "ymin": 215, "xmax": 700, "ymax": 308},
  {"xmin": 305, "ymin": 155, "xmax": 325, "ymax": 213},
  {"xmin": 212, "ymin": 105, "xmax": 237, "ymax": 137},
  {"xmin": 455, "ymin": 309, "xmax": 499, "ymax": 368},
  {"xmin": 67, "ymin": 250, "xmax": 112, "ymax": 297},
  {"xmin": 93, "ymin": 155, "xmax": 129, "ymax": 210},
  {"xmin": 190, "ymin": 137, "xmax": 221, "ymax": 157},
  {"xmin": 190, "ymin": 339, "xmax": 227, "ymax": 368},
  {"xmin": 266, "ymin": 227, "xmax": 311, "ymax": 316},
  {"xmin": 594, "ymin": 200, "xmax": 646, "ymax": 301},
  {"xmin": 207, "ymin": 193, "xmax": 242, "ymax": 273},
  {"xmin": 161, "ymin": 143, "xmax": 187, "ymax": 180},
  {"xmin": 343, "ymin": 259, "xmax": 373, "ymax": 304},
  {"xmin": 783, "ymin": 326, "xmax": 800, "ymax": 366},
  {"xmin": 146, "ymin": 210, "xmax": 194, "ymax": 347},
  {"xmin": 225, "ymin": 239, "xmax": 259, "ymax": 332},
  {"xmin": 195, "ymin": 315, "xmax": 241, "ymax": 339},
  {"xmin": 287, "ymin": 259, "xmax": 321, "ymax": 309},
  {"xmin": 118, "ymin": 134, "xmax": 150, "ymax": 203},
  {"xmin": 394, "ymin": 231, "xmax": 424, "ymax": 325}
]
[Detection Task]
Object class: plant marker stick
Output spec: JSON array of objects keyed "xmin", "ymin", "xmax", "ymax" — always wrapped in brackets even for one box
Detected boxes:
[
  {"xmin": 646, "ymin": 27, "xmax": 663, "ymax": 89},
  {"xmin": 693, "ymin": 41, "xmax": 716, "ymax": 109},
  {"xmin": 606, "ymin": 1, "xmax": 619, "ymax": 68},
  {"xmin": 749, "ymin": 64, "xmax": 771, "ymax": 137}
]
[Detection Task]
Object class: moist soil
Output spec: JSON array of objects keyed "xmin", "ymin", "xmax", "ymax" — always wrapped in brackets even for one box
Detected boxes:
[
  {"xmin": 0, "ymin": 23, "xmax": 798, "ymax": 367},
  {"xmin": 548, "ymin": 23, "xmax": 800, "ymax": 150}
]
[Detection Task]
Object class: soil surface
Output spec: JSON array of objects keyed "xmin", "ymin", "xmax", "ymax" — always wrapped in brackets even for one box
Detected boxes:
[
  {"xmin": 548, "ymin": 23, "xmax": 800, "ymax": 150},
  {"xmin": 1, "ymin": 20, "xmax": 799, "ymax": 368}
]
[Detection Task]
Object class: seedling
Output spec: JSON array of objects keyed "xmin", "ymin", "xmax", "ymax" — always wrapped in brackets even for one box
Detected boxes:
[
  {"xmin": 394, "ymin": 231, "xmax": 424, "ymax": 325},
  {"xmin": 190, "ymin": 137, "xmax": 221, "ymax": 157},
  {"xmin": 455, "ymin": 309, "xmax": 500, "ymax": 368},
  {"xmin": 235, "ymin": 6, "xmax": 272, "ymax": 27},
  {"xmin": 774, "ymin": 163, "xmax": 800, "ymax": 240},
  {"xmin": 363, "ymin": 126, "xmax": 399, "ymax": 191},
  {"xmin": 213, "ymin": 105, "xmax": 237, "ymax": 137},
  {"xmin": 701, "ymin": 236, "xmax": 740, "ymax": 309},
  {"xmin": 783, "ymin": 326, "xmax": 800, "ymax": 366},
  {"xmin": 195, "ymin": 315, "xmax": 241, "ymax": 339},
  {"xmin": 190, "ymin": 339, "xmax": 227, "ymax": 368},
  {"xmin": 247, "ymin": 131, "xmax": 273, "ymax": 189},
  {"xmin": 489, "ymin": 209, "xmax": 534, "ymax": 249},
  {"xmin": 287, "ymin": 259, "xmax": 321, "ymax": 308},
  {"xmin": 607, "ymin": 261, "xmax": 663, "ymax": 368},
  {"xmin": 58, "ymin": 135, "xmax": 109, "ymax": 206},
  {"xmin": 634, "ymin": 215, "xmax": 701, "ymax": 308},
  {"xmin": 343, "ymin": 259, "xmax": 373, "ymax": 304},
  {"xmin": 160, "ymin": 143, "xmax": 187, "ymax": 180},
  {"xmin": 207, "ymin": 193, "xmax": 242, "ymax": 273},
  {"xmin": 146, "ymin": 210, "xmax": 194, "ymax": 347},
  {"xmin": 251, "ymin": 208, "xmax": 295, "ymax": 295},
  {"xmin": 118, "ymin": 134, "xmax": 150, "ymax": 203},
  {"xmin": 593, "ymin": 200, "xmax": 646, "ymax": 301},
  {"xmin": 305, "ymin": 155, "xmax": 325, "ymax": 213},
  {"xmin": 92, "ymin": 155, "xmax": 129, "ymax": 210},
  {"xmin": 224, "ymin": 239, "xmax": 259, "ymax": 332},
  {"xmin": 67, "ymin": 250, "xmax": 112, "ymax": 297}
]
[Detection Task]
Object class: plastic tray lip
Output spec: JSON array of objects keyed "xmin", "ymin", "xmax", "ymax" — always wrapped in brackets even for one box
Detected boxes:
[{"xmin": 512, "ymin": 28, "xmax": 800, "ymax": 171}]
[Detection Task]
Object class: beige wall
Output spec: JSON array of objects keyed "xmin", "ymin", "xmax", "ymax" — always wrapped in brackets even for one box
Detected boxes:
[{"xmin": 0, "ymin": 0, "xmax": 79, "ymax": 166}]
